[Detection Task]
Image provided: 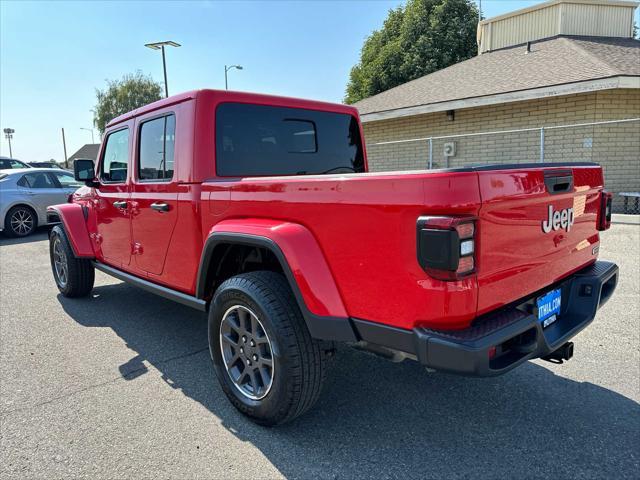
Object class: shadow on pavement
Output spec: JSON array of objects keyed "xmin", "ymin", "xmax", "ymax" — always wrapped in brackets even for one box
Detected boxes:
[
  {"xmin": 0, "ymin": 229, "xmax": 49, "ymax": 246},
  {"xmin": 58, "ymin": 282, "xmax": 639, "ymax": 478}
]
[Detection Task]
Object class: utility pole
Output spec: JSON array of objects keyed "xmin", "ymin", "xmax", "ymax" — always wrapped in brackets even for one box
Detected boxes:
[
  {"xmin": 61, "ymin": 128, "xmax": 69, "ymax": 169},
  {"xmin": 3, "ymin": 128, "xmax": 14, "ymax": 158}
]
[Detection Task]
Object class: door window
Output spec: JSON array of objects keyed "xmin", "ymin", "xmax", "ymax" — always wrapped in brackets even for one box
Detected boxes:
[
  {"xmin": 20, "ymin": 172, "xmax": 56, "ymax": 188},
  {"xmin": 52, "ymin": 171, "xmax": 83, "ymax": 188},
  {"xmin": 138, "ymin": 114, "xmax": 175, "ymax": 181},
  {"xmin": 100, "ymin": 128, "xmax": 129, "ymax": 182}
]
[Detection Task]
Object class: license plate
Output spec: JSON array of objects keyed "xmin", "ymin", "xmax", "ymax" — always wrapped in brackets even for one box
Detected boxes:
[{"xmin": 537, "ymin": 288, "xmax": 561, "ymax": 328}]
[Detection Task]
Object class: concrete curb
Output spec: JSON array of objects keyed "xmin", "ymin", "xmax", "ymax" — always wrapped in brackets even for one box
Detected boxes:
[{"xmin": 612, "ymin": 214, "xmax": 640, "ymax": 225}]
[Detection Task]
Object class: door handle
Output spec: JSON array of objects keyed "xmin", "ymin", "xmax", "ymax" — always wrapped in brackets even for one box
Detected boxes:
[
  {"xmin": 113, "ymin": 200, "xmax": 128, "ymax": 209},
  {"xmin": 150, "ymin": 202, "xmax": 170, "ymax": 212}
]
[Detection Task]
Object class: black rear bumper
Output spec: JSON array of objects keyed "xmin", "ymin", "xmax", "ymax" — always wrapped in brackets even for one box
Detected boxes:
[{"xmin": 352, "ymin": 261, "xmax": 619, "ymax": 376}]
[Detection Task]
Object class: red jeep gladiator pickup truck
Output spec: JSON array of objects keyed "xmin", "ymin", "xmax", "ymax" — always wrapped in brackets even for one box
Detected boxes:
[{"xmin": 48, "ymin": 89, "xmax": 618, "ymax": 425}]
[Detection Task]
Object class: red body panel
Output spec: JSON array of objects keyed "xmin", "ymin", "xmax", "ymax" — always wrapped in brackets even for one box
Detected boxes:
[
  {"xmin": 94, "ymin": 182, "xmax": 131, "ymax": 267},
  {"xmin": 55, "ymin": 89, "xmax": 607, "ymax": 333},
  {"xmin": 201, "ymin": 172, "xmax": 481, "ymax": 329},
  {"xmin": 48, "ymin": 204, "xmax": 94, "ymax": 258},
  {"xmin": 208, "ymin": 218, "xmax": 348, "ymax": 318},
  {"xmin": 128, "ymin": 103, "xmax": 192, "ymax": 275},
  {"xmin": 476, "ymin": 167, "xmax": 603, "ymax": 315}
]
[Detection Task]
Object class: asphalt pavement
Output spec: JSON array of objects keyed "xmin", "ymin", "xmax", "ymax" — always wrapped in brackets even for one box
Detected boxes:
[{"xmin": 1, "ymin": 225, "xmax": 638, "ymax": 479}]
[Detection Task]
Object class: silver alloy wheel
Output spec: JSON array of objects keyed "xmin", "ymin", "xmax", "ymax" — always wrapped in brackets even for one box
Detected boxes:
[
  {"xmin": 52, "ymin": 237, "xmax": 68, "ymax": 288},
  {"xmin": 10, "ymin": 208, "xmax": 34, "ymax": 236},
  {"xmin": 219, "ymin": 305, "xmax": 274, "ymax": 400}
]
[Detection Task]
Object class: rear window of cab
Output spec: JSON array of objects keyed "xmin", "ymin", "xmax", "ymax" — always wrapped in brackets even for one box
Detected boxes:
[{"xmin": 215, "ymin": 103, "xmax": 364, "ymax": 177}]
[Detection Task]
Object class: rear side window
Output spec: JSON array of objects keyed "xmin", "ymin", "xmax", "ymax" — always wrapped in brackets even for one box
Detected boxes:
[
  {"xmin": 101, "ymin": 128, "xmax": 129, "ymax": 182},
  {"xmin": 138, "ymin": 114, "xmax": 176, "ymax": 181},
  {"xmin": 20, "ymin": 172, "xmax": 56, "ymax": 188},
  {"xmin": 216, "ymin": 103, "xmax": 364, "ymax": 176}
]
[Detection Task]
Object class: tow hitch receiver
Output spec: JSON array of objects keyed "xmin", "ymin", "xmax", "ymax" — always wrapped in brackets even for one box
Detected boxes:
[{"xmin": 542, "ymin": 342, "xmax": 574, "ymax": 364}]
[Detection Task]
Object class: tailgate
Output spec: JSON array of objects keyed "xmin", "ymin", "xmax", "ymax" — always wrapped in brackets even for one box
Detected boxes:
[{"xmin": 476, "ymin": 164, "xmax": 603, "ymax": 315}]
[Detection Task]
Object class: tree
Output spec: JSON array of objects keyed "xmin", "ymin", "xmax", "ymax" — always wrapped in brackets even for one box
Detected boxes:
[
  {"xmin": 345, "ymin": 0, "xmax": 479, "ymax": 104},
  {"xmin": 93, "ymin": 71, "xmax": 163, "ymax": 133}
]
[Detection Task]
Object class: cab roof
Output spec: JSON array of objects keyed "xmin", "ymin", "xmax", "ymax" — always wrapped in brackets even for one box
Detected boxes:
[{"xmin": 106, "ymin": 89, "xmax": 359, "ymax": 128}]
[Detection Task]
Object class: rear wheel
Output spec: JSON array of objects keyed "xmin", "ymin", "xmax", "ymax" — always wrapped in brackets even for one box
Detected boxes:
[
  {"xmin": 4, "ymin": 205, "xmax": 37, "ymax": 237},
  {"xmin": 49, "ymin": 226, "xmax": 95, "ymax": 297},
  {"xmin": 209, "ymin": 271, "xmax": 329, "ymax": 426},
  {"xmin": 219, "ymin": 304, "xmax": 275, "ymax": 400}
]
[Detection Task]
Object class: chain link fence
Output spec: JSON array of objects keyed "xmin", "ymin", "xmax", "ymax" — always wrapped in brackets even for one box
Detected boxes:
[{"xmin": 366, "ymin": 118, "xmax": 640, "ymax": 214}]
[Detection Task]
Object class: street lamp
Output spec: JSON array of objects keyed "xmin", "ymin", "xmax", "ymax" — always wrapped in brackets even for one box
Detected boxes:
[
  {"xmin": 3, "ymin": 128, "xmax": 15, "ymax": 158},
  {"xmin": 145, "ymin": 41, "xmax": 181, "ymax": 98},
  {"xmin": 225, "ymin": 65, "xmax": 243, "ymax": 90},
  {"xmin": 80, "ymin": 127, "xmax": 95, "ymax": 144}
]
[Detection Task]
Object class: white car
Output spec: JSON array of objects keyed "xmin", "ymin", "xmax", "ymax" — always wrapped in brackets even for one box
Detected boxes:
[{"xmin": 0, "ymin": 168, "xmax": 82, "ymax": 237}]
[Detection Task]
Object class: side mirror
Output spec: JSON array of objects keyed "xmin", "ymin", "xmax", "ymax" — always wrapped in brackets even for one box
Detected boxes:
[{"xmin": 73, "ymin": 159, "xmax": 98, "ymax": 187}]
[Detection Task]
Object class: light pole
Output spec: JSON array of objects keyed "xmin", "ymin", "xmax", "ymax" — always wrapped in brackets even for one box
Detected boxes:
[
  {"xmin": 80, "ymin": 127, "xmax": 95, "ymax": 144},
  {"xmin": 145, "ymin": 41, "xmax": 181, "ymax": 98},
  {"xmin": 225, "ymin": 65, "xmax": 243, "ymax": 90},
  {"xmin": 3, "ymin": 128, "xmax": 14, "ymax": 158}
]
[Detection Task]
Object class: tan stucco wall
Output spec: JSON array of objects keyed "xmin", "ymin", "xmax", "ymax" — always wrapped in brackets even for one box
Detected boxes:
[{"xmin": 362, "ymin": 89, "xmax": 640, "ymax": 211}]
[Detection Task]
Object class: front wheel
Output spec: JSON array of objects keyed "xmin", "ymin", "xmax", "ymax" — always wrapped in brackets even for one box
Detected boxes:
[
  {"xmin": 209, "ymin": 271, "xmax": 329, "ymax": 426},
  {"xmin": 49, "ymin": 226, "xmax": 95, "ymax": 297}
]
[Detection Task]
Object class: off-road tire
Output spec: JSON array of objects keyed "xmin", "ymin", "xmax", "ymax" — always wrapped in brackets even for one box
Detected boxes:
[
  {"xmin": 49, "ymin": 225, "xmax": 95, "ymax": 297},
  {"xmin": 209, "ymin": 271, "xmax": 329, "ymax": 426}
]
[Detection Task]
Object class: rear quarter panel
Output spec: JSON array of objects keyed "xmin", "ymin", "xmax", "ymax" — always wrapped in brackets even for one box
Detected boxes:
[
  {"xmin": 0, "ymin": 177, "xmax": 49, "ymax": 227},
  {"xmin": 202, "ymin": 171, "xmax": 481, "ymax": 330}
]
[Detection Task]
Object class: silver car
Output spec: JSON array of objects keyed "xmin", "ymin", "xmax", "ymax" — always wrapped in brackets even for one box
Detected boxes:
[{"xmin": 0, "ymin": 168, "xmax": 83, "ymax": 237}]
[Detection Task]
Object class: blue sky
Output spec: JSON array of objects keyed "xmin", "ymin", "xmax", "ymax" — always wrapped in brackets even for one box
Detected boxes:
[{"xmin": 2, "ymin": 0, "xmax": 628, "ymax": 162}]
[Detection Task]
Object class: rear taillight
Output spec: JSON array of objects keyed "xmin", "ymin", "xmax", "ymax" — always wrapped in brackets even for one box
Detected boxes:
[
  {"xmin": 416, "ymin": 216, "xmax": 477, "ymax": 281},
  {"xmin": 597, "ymin": 191, "xmax": 612, "ymax": 231}
]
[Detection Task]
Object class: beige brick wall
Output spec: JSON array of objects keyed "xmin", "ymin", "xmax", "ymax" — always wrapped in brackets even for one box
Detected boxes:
[{"xmin": 362, "ymin": 89, "xmax": 640, "ymax": 212}]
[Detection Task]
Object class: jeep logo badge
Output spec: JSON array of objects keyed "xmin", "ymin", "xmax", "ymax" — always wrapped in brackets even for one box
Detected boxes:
[{"xmin": 542, "ymin": 205, "xmax": 574, "ymax": 233}]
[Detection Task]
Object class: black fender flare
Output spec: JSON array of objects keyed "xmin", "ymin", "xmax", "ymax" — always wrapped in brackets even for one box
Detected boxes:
[{"xmin": 196, "ymin": 232, "xmax": 358, "ymax": 342}]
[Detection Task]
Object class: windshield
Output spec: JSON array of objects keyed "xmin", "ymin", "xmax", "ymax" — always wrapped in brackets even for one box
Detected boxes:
[{"xmin": 216, "ymin": 103, "xmax": 364, "ymax": 177}]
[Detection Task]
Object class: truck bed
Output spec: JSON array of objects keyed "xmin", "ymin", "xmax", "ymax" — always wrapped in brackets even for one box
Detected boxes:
[{"xmin": 201, "ymin": 163, "xmax": 604, "ymax": 331}]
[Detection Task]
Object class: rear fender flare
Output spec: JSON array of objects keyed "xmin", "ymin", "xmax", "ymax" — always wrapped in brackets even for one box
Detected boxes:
[
  {"xmin": 196, "ymin": 219, "xmax": 357, "ymax": 342},
  {"xmin": 47, "ymin": 204, "xmax": 94, "ymax": 258}
]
